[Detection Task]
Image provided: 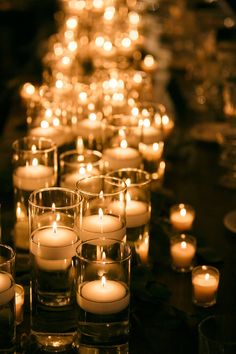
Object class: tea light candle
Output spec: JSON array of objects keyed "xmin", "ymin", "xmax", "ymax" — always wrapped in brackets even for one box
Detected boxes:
[
  {"xmin": 79, "ymin": 212, "xmax": 125, "ymax": 242},
  {"xmin": 75, "ymin": 117, "xmax": 102, "ymax": 139},
  {"xmin": 192, "ymin": 265, "xmax": 220, "ymax": 306},
  {"xmin": 29, "ymin": 122, "xmax": 68, "ymax": 147},
  {"xmin": 30, "ymin": 223, "xmax": 78, "ymax": 270},
  {"xmin": 13, "ymin": 160, "xmax": 55, "ymax": 191},
  {"xmin": 170, "ymin": 203, "xmax": 195, "ymax": 231},
  {"xmin": 78, "ymin": 276, "xmax": 129, "ymax": 315},
  {"xmin": 170, "ymin": 234, "xmax": 196, "ymax": 271},
  {"xmin": 103, "ymin": 140, "xmax": 141, "ymax": 170},
  {"xmin": 0, "ymin": 272, "xmax": 14, "ymax": 306},
  {"xmin": 15, "ymin": 284, "xmax": 24, "ymax": 325},
  {"xmin": 60, "ymin": 166, "xmax": 99, "ymax": 189}
]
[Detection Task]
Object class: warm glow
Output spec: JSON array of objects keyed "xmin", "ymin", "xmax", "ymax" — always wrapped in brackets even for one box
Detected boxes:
[
  {"xmin": 162, "ymin": 114, "xmax": 170, "ymax": 125},
  {"xmin": 66, "ymin": 17, "xmax": 78, "ymax": 30},
  {"xmin": 95, "ymin": 36, "xmax": 105, "ymax": 48},
  {"xmin": 76, "ymin": 137, "xmax": 84, "ymax": 154},
  {"xmin": 125, "ymin": 178, "xmax": 131, "ymax": 187},
  {"xmin": 52, "ymin": 203, "xmax": 56, "ymax": 212},
  {"xmin": 87, "ymin": 163, "xmax": 93, "ymax": 172},
  {"xmin": 133, "ymin": 73, "xmax": 142, "ymax": 84},
  {"xmin": 79, "ymin": 91, "xmax": 87, "ymax": 102},
  {"xmin": 144, "ymin": 55, "xmax": 155, "ymax": 68},
  {"xmin": 79, "ymin": 166, "xmax": 86, "ymax": 176},
  {"xmin": 31, "ymin": 144, "xmax": 37, "ymax": 152},
  {"xmin": 54, "ymin": 43, "xmax": 63, "ymax": 56},
  {"xmin": 41, "ymin": 120, "xmax": 49, "ymax": 129},
  {"xmin": 143, "ymin": 118, "xmax": 151, "ymax": 128},
  {"xmin": 103, "ymin": 41, "xmax": 113, "ymax": 52},
  {"xmin": 104, "ymin": 6, "xmax": 115, "ymax": 21},
  {"xmin": 126, "ymin": 191, "xmax": 131, "ymax": 203},
  {"xmin": 129, "ymin": 11, "xmax": 140, "ymax": 25},
  {"xmin": 205, "ymin": 273, "xmax": 210, "ymax": 281},
  {"xmin": 112, "ymin": 92, "xmax": 124, "ymax": 102},
  {"xmin": 55, "ymin": 79, "xmax": 64, "ymax": 89},
  {"xmin": 153, "ymin": 143, "xmax": 160, "ymax": 151},
  {"xmin": 22, "ymin": 82, "xmax": 35, "ymax": 96},
  {"xmin": 68, "ymin": 40, "xmax": 77, "ymax": 52},
  {"xmin": 129, "ymin": 30, "xmax": 139, "ymax": 41},
  {"xmin": 121, "ymin": 37, "xmax": 131, "ymax": 48},
  {"xmin": 89, "ymin": 112, "xmax": 97, "ymax": 121},
  {"xmin": 180, "ymin": 207, "xmax": 187, "ymax": 217},
  {"xmin": 132, "ymin": 107, "xmax": 139, "ymax": 116},
  {"xmin": 53, "ymin": 117, "xmax": 60, "ymax": 127},
  {"xmin": 64, "ymin": 30, "xmax": 74, "ymax": 41},
  {"xmin": 32, "ymin": 158, "xmax": 38, "ymax": 167},
  {"xmin": 120, "ymin": 139, "xmax": 128, "ymax": 149},
  {"xmin": 93, "ymin": 0, "xmax": 104, "ymax": 9},
  {"xmin": 102, "ymin": 251, "xmax": 106, "ymax": 261},
  {"xmin": 99, "ymin": 208, "xmax": 103, "ymax": 221},
  {"xmin": 61, "ymin": 56, "xmax": 71, "ymax": 66},
  {"xmin": 180, "ymin": 241, "xmax": 187, "ymax": 249}
]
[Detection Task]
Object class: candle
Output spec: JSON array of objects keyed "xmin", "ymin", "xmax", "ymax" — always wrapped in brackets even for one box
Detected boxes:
[
  {"xmin": 60, "ymin": 166, "xmax": 99, "ymax": 189},
  {"xmin": 141, "ymin": 54, "xmax": 158, "ymax": 73},
  {"xmin": 103, "ymin": 142, "xmax": 141, "ymax": 170},
  {"xmin": 75, "ymin": 117, "xmax": 102, "ymax": 139},
  {"xmin": 13, "ymin": 161, "xmax": 55, "ymax": 191},
  {"xmin": 0, "ymin": 272, "xmax": 14, "ymax": 306},
  {"xmin": 29, "ymin": 123, "xmax": 69, "ymax": 147},
  {"xmin": 192, "ymin": 266, "xmax": 220, "ymax": 306},
  {"xmin": 15, "ymin": 284, "xmax": 24, "ymax": 325},
  {"xmin": 170, "ymin": 234, "xmax": 196, "ymax": 271},
  {"xmin": 79, "ymin": 213, "xmax": 126, "ymax": 242},
  {"xmin": 78, "ymin": 276, "xmax": 129, "ymax": 315},
  {"xmin": 30, "ymin": 224, "xmax": 78, "ymax": 270},
  {"xmin": 170, "ymin": 203, "xmax": 195, "ymax": 231}
]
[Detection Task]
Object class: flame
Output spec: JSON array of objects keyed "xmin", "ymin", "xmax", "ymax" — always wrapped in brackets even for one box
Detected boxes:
[
  {"xmin": 40, "ymin": 120, "xmax": 49, "ymax": 129},
  {"xmin": 120, "ymin": 139, "xmax": 128, "ymax": 149},
  {"xmin": 52, "ymin": 221, "xmax": 57, "ymax": 234},
  {"xmin": 180, "ymin": 241, "xmax": 187, "ymax": 249},
  {"xmin": 32, "ymin": 158, "xmax": 38, "ymax": 167},
  {"xmin": 205, "ymin": 273, "xmax": 210, "ymax": 281},
  {"xmin": 180, "ymin": 207, "xmax": 187, "ymax": 217},
  {"xmin": 101, "ymin": 275, "xmax": 106, "ymax": 287}
]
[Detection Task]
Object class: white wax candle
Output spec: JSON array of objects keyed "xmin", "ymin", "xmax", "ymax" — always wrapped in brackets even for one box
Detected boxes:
[
  {"xmin": 170, "ymin": 241, "xmax": 196, "ymax": 268},
  {"xmin": 14, "ymin": 219, "xmax": 29, "ymax": 250},
  {"xmin": 30, "ymin": 226, "xmax": 78, "ymax": 263},
  {"xmin": 29, "ymin": 126, "xmax": 69, "ymax": 147},
  {"xmin": 109, "ymin": 200, "xmax": 150, "ymax": 228},
  {"xmin": 0, "ymin": 272, "xmax": 15, "ymax": 306},
  {"xmin": 79, "ymin": 214, "xmax": 125, "ymax": 242},
  {"xmin": 103, "ymin": 147, "xmax": 141, "ymax": 170},
  {"xmin": 78, "ymin": 279, "xmax": 129, "ymax": 315},
  {"xmin": 13, "ymin": 165, "xmax": 55, "ymax": 191},
  {"xmin": 60, "ymin": 171, "xmax": 92, "ymax": 189},
  {"xmin": 133, "ymin": 126, "xmax": 160, "ymax": 145},
  {"xmin": 15, "ymin": 284, "xmax": 24, "ymax": 325},
  {"xmin": 192, "ymin": 273, "xmax": 219, "ymax": 303},
  {"xmin": 170, "ymin": 209, "xmax": 194, "ymax": 231},
  {"xmin": 75, "ymin": 119, "xmax": 102, "ymax": 139}
]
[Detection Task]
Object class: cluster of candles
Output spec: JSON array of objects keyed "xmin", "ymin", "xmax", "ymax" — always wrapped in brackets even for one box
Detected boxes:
[{"xmin": 169, "ymin": 203, "xmax": 220, "ymax": 306}]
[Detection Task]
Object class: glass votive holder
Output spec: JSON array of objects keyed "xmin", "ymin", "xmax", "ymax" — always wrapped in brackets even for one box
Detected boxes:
[
  {"xmin": 170, "ymin": 233, "xmax": 197, "ymax": 272},
  {"xmin": 169, "ymin": 203, "xmax": 196, "ymax": 232},
  {"xmin": 59, "ymin": 149, "xmax": 103, "ymax": 189},
  {"xmin": 107, "ymin": 168, "xmax": 151, "ymax": 246},
  {"xmin": 28, "ymin": 187, "xmax": 82, "ymax": 350},
  {"xmin": 192, "ymin": 265, "xmax": 220, "ymax": 307},
  {"xmin": 75, "ymin": 238, "xmax": 131, "ymax": 346},
  {"xmin": 76, "ymin": 175, "xmax": 127, "ymax": 243},
  {"xmin": 15, "ymin": 284, "xmax": 24, "ymax": 325},
  {"xmin": 102, "ymin": 114, "xmax": 142, "ymax": 171},
  {"xmin": 0, "ymin": 244, "xmax": 16, "ymax": 351},
  {"xmin": 12, "ymin": 137, "xmax": 57, "ymax": 251}
]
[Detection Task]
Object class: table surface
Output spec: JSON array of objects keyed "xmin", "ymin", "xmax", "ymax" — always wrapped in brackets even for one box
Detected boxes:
[{"xmin": 0, "ymin": 2, "xmax": 236, "ymax": 354}]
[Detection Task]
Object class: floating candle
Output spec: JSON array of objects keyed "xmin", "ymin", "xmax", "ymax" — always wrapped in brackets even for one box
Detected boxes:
[
  {"xmin": 170, "ymin": 204, "xmax": 195, "ymax": 231},
  {"xmin": 170, "ymin": 234, "xmax": 196, "ymax": 271},
  {"xmin": 103, "ymin": 141, "xmax": 141, "ymax": 170},
  {"xmin": 0, "ymin": 272, "xmax": 14, "ymax": 306}
]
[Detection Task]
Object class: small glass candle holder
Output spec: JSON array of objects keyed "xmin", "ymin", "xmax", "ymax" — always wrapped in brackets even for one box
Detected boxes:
[
  {"xmin": 169, "ymin": 203, "xmax": 195, "ymax": 232},
  {"xmin": 76, "ymin": 175, "xmax": 127, "ymax": 243},
  {"xmin": 15, "ymin": 284, "xmax": 24, "ymax": 325},
  {"xmin": 75, "ymin": 238, "xmax": 131, "ymax": 346},
  {"xmin": 0, "ymin": 244, "xmax": 16, "ymax": 351},
  {"xmin": 28, "ymin": 187, "xmax": 82, "ymax": 350},
  {"xmin": 192, "ymin": 265, "xmax": 220, "ymax": 307},
  {"xmin": 107, "ymin": 169, "xmax": 151, "ymax": 246},
  {"xmin": 12, "ymin": 137, "xmax": 57, "ymax": 251},
  {"xmin": 170, "ymin": 233, "xmax": 197, "ymax": 272},
  {"xmin": 59, "ymin": 149, "xmax": 103, "ymax": 189}
]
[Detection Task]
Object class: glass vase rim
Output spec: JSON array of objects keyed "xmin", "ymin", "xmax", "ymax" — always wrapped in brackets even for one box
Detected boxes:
[
  {"xmin": 76, "ymin": 175, "xmax": 127, "ymax": 197},
  {"xmin": 12, "ymin": 136, "xmax": 57, "ymax": 153}
]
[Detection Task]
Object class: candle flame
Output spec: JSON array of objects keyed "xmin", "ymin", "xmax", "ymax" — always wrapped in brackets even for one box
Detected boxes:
[
  {"xmin": 89, "ymin": 112, "xmax": 97, "ymax": 121},
  {"xmin": 53, "ymin": 221, "xmax": 57, "ymax": 234},
  {"xmin": 143, "ymin": 118, "xmax": 151, "ymax": 128},
  {"xmin": 180, "ymin": 207, "xmax": 186, "ymax": 217},
  {"xmin": 101, "ymin": 275, "xmax": 106, "ymax": 287},
  {"xmin": 162, "ymin": 114, "xmax": 170, "ymax": 125},
  {"xmin": 126, "ymin": 191, "xmax": 131, "ymax": 203},
  {"xmin": 40, "ymin": 120, "xmax": 49, "ymax": 129},
  {"xmin": 52, "ymin": 203, "xmax": 56, "ymax": 212},
  {"xmin": 31, "ymin": 144, "xmax": 37, "ymax": 152},
  {"xmin": 102, "ymin": 251, "xmax": 106, "ymax": 261},
  {"xmin": 22, "ymin": 82, "xmax": 35, "ymax": 96},
  {"xmin": 99, "ymin": 208, "xmax": 103, "ymax": 220},
  {"xmin": 181, "ymin": 241, "xmax": 187, "ymax": 249},
  {"xmin": 79, "ymin": 166, "xmax": 86, "ymax": 176},
  {"xmin": 144, "ymin": 55, "xmax": 155, "ymax": 68},
  {"xmin": 205, "ymin": 273, "xmax": 210, "ymax": 281},
  {"xmin": 103, "ymin": 41, "xmax": 112, "ymax": 52},
  {"xmin": 76, "ymin": 137, "xmax": 84, "ymax": 154},
  {"xmin": 153, "ymin": 143, "xmax": 159, "ymax": 151},
  {"xmin": 32, "ymin": 158, "xmax": 38, "ymax": 167},
  {"xmin": 120, "ymin": 139, "xmax": 128, "ymax": 149}
]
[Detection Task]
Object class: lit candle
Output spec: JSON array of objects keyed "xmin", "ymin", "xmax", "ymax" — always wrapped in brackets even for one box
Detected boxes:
[
  {"xmin": 60, "ymin": 166, "xmax": 99, "ymax": 189},
  {"xmin": 15, "ymin": 284, "xmax": 24, "ymax": 325},
  {"xmin": 75, "ymin": 115, "xmax": 102, "ymax": 139},
  {"xmin": 103, "ymin": 140, "xmax": 141, "ymax": 170},
  {"xmin": 79, "ymin": 209, "xmax": 125, "ymax": 242},
  {"xmin": 170, "ymin": 234, "xmax": 196, "ymax": 271},
  {"xmin": 29, "ymin": 121, "xmax": 68, "ymax": 147},
  {"xmin": 192, "ymin": 266, "xmax": 220, "ymax": 306},
  {"xmin": 170, "ymin": 204, "xmax": 195, "ymax": 231},
  {"xmin": 13, "ymin": 158, "xmax": 55, "ymax": 191},
  {"xmin": 30, "ymin": 223, "xmax": 78, "ymax": 271},
  {"xmin": 77, "ymin": 276, "xmax": 129, "ymax": 315},
  {"xmin": 0, "ymin": 272, "xmax": 14, "ymax": 306}
]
